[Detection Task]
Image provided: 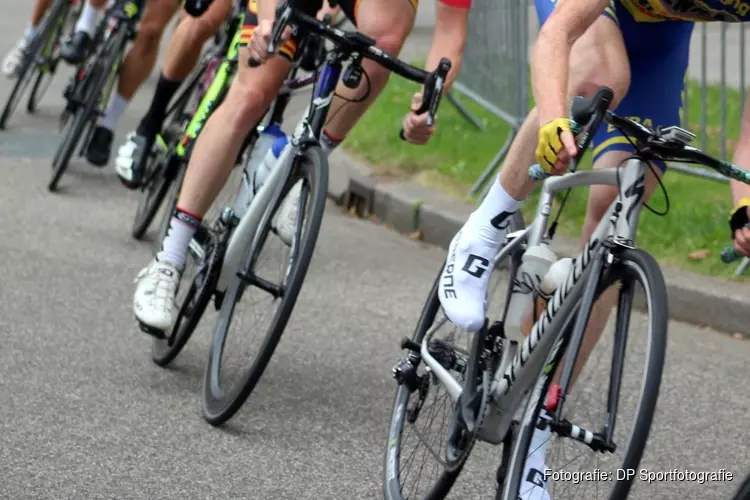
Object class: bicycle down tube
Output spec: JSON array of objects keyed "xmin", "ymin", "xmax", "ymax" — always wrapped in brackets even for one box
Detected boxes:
[
  {"xmin": 215, "ymin": 58, "xmax": 343, "ymax": 292},
  {"xmin": 422, "ymin": 158, "xmax": 649, "ymax": 445}
]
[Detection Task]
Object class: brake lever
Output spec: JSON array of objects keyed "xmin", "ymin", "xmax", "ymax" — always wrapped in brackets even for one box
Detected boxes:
[
  {"xmin": 399, "ymin": 58, "xmax": 451, "ymax": 142},
  {"xmin": 248, "ymin": 4, "xmax": 293, "ymax": 68}
]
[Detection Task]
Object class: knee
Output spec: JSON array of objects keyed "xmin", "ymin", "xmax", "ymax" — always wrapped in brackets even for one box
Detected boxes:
[
  {"xmin": 135, "ymin": 19, "xmax": 167, "ymax": 48},
  {"xmin": 572, "ymin": 54, "xmax": 630, "ymax": 107},
  {"xmin": 364, "ymin": 32, "xmax": 408, "ymax": 83},
  {"xmin": 569, "ymin": 28, "xmax": 630, "ymax": 106},
  {"xmin": 182, "ymin": 13, "xmax": 222, "ymax": 43},
  {"xmin": 223, "ymin": 82, "xmax": 273, "ymax": 130}
]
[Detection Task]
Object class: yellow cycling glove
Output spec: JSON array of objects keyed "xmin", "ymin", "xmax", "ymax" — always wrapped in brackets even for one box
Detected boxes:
[
  {"xmin": 536, "ymin": 117, "xmax": 573, "ymax": 172},
  {"xmin": 729, "ymin": 196, "xmax": 750, "ymax": 238}
]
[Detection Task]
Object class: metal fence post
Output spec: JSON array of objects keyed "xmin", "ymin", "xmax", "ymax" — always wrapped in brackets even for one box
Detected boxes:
[{"xmin": 452, "ymin": 0, "xmax": 528, "ymax": 200}]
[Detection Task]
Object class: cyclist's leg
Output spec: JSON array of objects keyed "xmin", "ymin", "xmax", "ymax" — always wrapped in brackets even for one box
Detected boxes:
[
  {"xmin": 561, "ymin": 16, "xmax": 694, "ymax": 390},
  {"xmin": 60, "ymin": 0, "xmax": 108, "ymax": 64},
  {"xmin": 315, "ymin": 0, "xmax": 416, "ymax": 154},
  {"xmin": 86, "ymin": 0, "xmax": 180, "ymax": 166},
  {"xmin": 271, "ymin": 0, "xmax": 416, "ymax": 241},
  {"xmin": 2, "ymin": 0, "xmax": 56, "ymax": 77},
  {"xmin": 115, "ymin": 0, "xmax": 232, "ymax": 186},
  {"xmin": 438, "ymin": 0, "xmax": 630, "ymax": 332},
  {"xmin": 130, "ymin": 8, "xmax": 311, "ymax": 333}
]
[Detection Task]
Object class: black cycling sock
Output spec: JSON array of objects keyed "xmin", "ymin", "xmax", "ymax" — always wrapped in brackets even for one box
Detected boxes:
[{"xmin": 136, "ymin": 74, "xmax": 182, "ymax": 139}]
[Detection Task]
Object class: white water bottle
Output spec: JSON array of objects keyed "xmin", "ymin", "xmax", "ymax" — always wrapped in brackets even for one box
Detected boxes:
[
  {"xmin": 253, "ymin": 134, "xmax": 289, "ymax": 193},
  {"xmin": 505, "ymin": 243, "xmax": 557, "ymax": 338},
  {"xmin": 235, "ymin": 124, "xmax": 286, "ymax": 214},
  {"xmin": 520, "ymin": 257, "xmax": 574, "ymax": 336}
]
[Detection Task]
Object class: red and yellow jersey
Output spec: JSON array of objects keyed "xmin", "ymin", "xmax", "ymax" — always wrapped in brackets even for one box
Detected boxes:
[{"xmin": 621, "ymin": 0, "xmax": 750, "ymax": 22}]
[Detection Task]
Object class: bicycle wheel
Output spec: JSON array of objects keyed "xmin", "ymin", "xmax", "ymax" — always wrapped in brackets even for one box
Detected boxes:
[
  {"xmin": 501, "ymin": 247, "xmax": 667, "ymax": 500},
  {"xmin": 202, "ymin": 145, "xmax": 328, "ymax": 426},
  {"xmin": 150, "ymin": 160, "xmax": 215, "ymax": 365},
  {"xmin": 27, "ymin": 16, "xmax": 67, "ymax": 113},
  {"xmin": 383, "ymin": 212, "xmax": 525, "ymax": 500},
  {"xmin": 49, "ymin": 28, "xmax": 126, "ymax": 192}
]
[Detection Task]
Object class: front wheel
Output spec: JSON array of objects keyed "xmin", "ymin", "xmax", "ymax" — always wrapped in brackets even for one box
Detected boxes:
[
  {"xmin": 501, "ymin": 248, "xmax": 668, "ymax": 500},
  {"xmin": 202, "ymin": 146, "xmax": 328, "ymax": 426}
]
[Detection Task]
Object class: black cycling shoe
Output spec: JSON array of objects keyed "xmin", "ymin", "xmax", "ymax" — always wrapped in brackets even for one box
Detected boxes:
[
  {"xmin": 86, "ymin": 126, "xmax": 114, "ymax": 167},
  {"xmin": 60, "ymin": 31, "xmax": 92, "ymax": 65}
]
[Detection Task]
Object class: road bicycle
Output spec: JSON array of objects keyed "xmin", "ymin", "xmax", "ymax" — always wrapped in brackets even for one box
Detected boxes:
[
  {"xmin": 147, "ymin": 5, "xmax": 339, "ymax": 363},
  {"xmin": 146, "ymin": 0, "xmax": 450, "ymax": 426},
  {"xmin": 0, "ymin": 0, "xmax": 81, "ymax": 129},
  {"xmin": 132, "ymin": 1, "xmax": 336, "ymax": 241},
  {"xmin": 49, "ymin": 0, "xmax": 145, "ymax": 191},
  {"xmin": 130, "ymin": 4, "xmax": 245, "ymax": 240},
  {"xmin": 383, "ymin": 86, "xmax": 750, "ymax": 500}
]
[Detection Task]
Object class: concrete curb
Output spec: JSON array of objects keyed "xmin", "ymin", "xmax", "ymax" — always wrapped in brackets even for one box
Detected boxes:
[{"xmin": 327, "ymin": 149, "xmax": 750, "ymax": 335}]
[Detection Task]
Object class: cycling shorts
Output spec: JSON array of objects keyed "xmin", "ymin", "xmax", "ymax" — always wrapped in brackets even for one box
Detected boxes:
[{"xmin": 534, "ymin": 0, "xmax": 694, "ymax": 172}]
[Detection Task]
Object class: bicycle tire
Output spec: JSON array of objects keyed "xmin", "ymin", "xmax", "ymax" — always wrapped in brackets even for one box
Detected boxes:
[
  {"xmin": 0, "ymin": 13, "xmax": 56, "ymax": 129},
  {"xmin": 27, "ymin": 2, "xmax": 69, "ymax": 114},
  {"xmin": 49, "ymin": 27, "xmax": 126, "ymax": 192},
  {"xmin": 151, "ymin": 164, "xmax": 217, "ymax": 367},
  {"xmin": 202, "ymin": 145, "xmax": 328, "ymax": 426},
  {"xmin": 501, "ymin": 247, "xmax": 668, "ymax": 500},
  {"xmin": 383, "ymin": 212, "xmax": 525, "ymax": 500}
]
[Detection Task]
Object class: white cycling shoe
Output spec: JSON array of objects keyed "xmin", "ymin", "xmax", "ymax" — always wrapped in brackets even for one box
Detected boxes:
[
  {"xmin": 2, "ymin": 37, "xmax": 27, "ymax": 78},
  {"xmin": 438, "ymin": 222, "xmax": 503, "ymax": 332},
  {"xmin": 133, "ymin": 259, "xmax": 181, "ymax": 335},
  {"xmin": 271, "ymin": 180, "xmax": 302, "ymax": 246}
]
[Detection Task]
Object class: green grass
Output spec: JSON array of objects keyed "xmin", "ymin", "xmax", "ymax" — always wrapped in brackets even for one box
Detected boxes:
[{"xmin": 344, "ymin": 73, "xmax": 747, "ymax": 279}]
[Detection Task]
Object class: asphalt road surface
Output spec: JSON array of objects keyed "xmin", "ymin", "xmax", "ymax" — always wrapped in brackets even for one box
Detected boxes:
[{"xmin": 1, "ymin": 7, "xmax": 750, "ymax": 500}]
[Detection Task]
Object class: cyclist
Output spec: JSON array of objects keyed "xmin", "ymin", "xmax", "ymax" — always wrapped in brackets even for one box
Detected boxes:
[
  {"xmin": 2, "ymin": 0, "xmax": 95, "ymax": 77},
  {"xmin": 113, "ymin": 0, "xmax": 340, "ymax": 188},
  {"xmin": 58, "ymin": 0, "xmax": 227, "ymax": 167},
  {"xmin": 129, "ymin": 0, "xmax": 470, "ymax": 333},
  {"xmin": 113, "ymin": 0, "xmax": 239, "ymax": 187},
  {"xmin": 437, "ymin": 1, "xmax": 750, "ymax": 499}
]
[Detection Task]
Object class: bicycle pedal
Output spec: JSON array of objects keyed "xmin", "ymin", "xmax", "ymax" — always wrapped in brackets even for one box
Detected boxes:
[{"xmin": 136, "ymin": 319, "xmax": 166, "ymax": 339}]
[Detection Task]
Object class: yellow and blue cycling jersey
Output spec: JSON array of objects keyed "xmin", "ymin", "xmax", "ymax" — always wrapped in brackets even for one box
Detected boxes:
[
  {"xmin": 536, "ymin": 0, "xmax": 696, "ymax": 171},
  {"xmin": 620, "ymin": 0, "xmax": 750, "ymax": 22}
]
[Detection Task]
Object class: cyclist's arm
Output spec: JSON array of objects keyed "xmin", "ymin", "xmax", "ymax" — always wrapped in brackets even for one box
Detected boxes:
[
  {"xmin": 254, "ymin": 0, "xmax": 278, "ymax": 23},
  {"xmin": 424, "ymin": 0, "xmax": 470, "ymax": 90},
  {"xmin": 531, "ymin": 0, "xmax": 610, "ymax": 124}
]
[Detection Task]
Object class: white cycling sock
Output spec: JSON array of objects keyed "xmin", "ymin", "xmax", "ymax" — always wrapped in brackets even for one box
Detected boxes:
[
  {"xmin": 156, "ymin": 207, "xmax": 201, "ymax": 269},
  {"xmin": 75, "ymin": 1, "xmax": 103, "ymax": 36},
  {"xmin": 469, "ymin": 178, "xmax": 522, "ymax": 245},
  {"xmin": 320, "ymin": 129, "xmax": 343, "ymax": 155},
  {"xmin": 98, "ymin": 92, "xmax": 128, "ymax": 131},
  {"xmin": 438, "ymin": 178, "xmax": 522, "ymax": 331},
  {"xmin": 518, "ymin": 411, "xmax": 552, "ymax": 500}
]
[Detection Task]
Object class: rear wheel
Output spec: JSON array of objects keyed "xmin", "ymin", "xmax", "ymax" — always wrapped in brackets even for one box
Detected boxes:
[
  {"xmin": 501, "ymin": 248, "xmax": 668, "ymax": 500},
  {"xmin": 0, "ymin": 0, "xmax": 67, "ymax": 128},
  {"xmin": 202, "ymin": 145, "xmax": 328, "ymax": 426},
  {"xmin": 27, "ymin": 8, "xmax": 67, "ymax": 113},
  {"xmin": 383, "ymin": 212, "xmax": 525, "ymax": 500}
]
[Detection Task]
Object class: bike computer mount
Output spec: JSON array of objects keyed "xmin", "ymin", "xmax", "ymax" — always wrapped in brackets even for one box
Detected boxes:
[{"xmin": 657, "ymin": 125, "xmax": 696, "ymax": 146}]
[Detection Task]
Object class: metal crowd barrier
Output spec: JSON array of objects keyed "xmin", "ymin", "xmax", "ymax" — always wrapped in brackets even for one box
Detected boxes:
[
  {"xmin": 454, "ymin": 8, "xmax": 750, "ymax": 275},
  {"xmin": 450, "ymin": 0, "xmax": 529, "ymax": 200}
]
